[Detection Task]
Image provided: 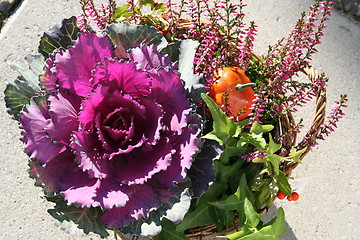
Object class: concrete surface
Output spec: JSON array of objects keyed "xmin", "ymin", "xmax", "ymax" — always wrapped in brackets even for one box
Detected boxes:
[{"xmin": 0, "ymin": 0, "xmax": 359, "ymax": 240}]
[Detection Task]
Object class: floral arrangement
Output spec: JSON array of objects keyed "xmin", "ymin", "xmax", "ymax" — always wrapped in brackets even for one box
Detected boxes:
[{"xmin": 4, "ymin": 0, "xmax": 348, "ymax": 239}]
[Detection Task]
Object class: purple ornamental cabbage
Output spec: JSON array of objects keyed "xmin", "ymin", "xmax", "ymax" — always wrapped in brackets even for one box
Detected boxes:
[{"xmin": 21, "ymin": 30, "xmax": 201, "ymax": 229}]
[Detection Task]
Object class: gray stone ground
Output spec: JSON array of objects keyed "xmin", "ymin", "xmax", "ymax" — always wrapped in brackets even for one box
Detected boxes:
[{"xmin": 0, "ymin": 0, "xmax": 359, "ymax": 240}]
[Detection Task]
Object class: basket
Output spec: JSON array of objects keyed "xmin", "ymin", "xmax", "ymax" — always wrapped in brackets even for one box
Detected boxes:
[{"xmin": 183, "ymin": 59, "xmax": 327, "ymax": 239}]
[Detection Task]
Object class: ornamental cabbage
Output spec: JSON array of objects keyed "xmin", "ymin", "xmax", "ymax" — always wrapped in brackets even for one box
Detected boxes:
[{"xmin": 19, "ymin": 23, "xmax": 202, "ymax": 231}]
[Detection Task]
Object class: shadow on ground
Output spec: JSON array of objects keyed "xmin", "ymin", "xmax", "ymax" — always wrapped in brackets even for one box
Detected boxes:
[{"xmin": 0, "ymin": 0, "xmax": 24, "ymax": 31}]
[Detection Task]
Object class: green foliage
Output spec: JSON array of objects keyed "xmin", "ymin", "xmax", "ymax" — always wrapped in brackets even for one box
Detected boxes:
[
  {"xmin": 114, "ymin": 4, "xmax": 134, "ymax": 22},
  {"xmin": 210, "ymin": 174, "xmax": 254, "ymax": 227},
  {"xmin": 201, "ymin": 93, "xmax": 239, "ymax": 145},
  {"xmin": 252, "ymin": 134, "xmax": 283, "ymax": 175},
  {"xmin": 226, "ymin": 199, "xmax": 287, "ymax": 240},
  {"xmin": 154, "ymin": 218, "xmax": 189, "ymax": 240},
  {"xmin": 4, "ymin": 54, "xmax": 44, "ymax": 121},
  {"xmin": 251, "ymin": 121, "xmax": 274, "ymax": 135},
  {"xmin": 38, "ymin": 16, "xmax": 80, "ymax": 58},
  {"xmin": 276, "ymin": 171, "xmax": 292, "ymax": 196},
  {"xmin": 289, "ymin": 147, "xmax": 306, "ymax": 163},
  {"xmin": 46, "ymin": 195, "xmax": 109, "ymax": 238},
  {"xmin": 114, "ymin": 0, "xmax": 166, "ymax": 30},
  {"xmin": 104, "ymin": 22, "xmax": 164, "ymax": 58},
  {"xmin": 176, "ymin": 182, "xmax": 228, "ymax": 232}
]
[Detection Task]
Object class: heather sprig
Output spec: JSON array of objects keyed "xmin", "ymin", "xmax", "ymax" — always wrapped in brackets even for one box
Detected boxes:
[
  {"xmin": 298, "ymin": 94, "xmax": 348, "ymax": 150},
  {"xmin": 78, "ymin": 0, "xmax": 117, "ymax": 31},
  {"xmin": 252, "ymin": 1, "xmax": 333, "ymax": 124},
  {"xmin": 172, "ymin": 0, "xmax": 257, "ymax": 76}
]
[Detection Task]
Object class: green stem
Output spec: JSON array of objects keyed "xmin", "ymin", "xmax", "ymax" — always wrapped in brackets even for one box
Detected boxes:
[{"xmin": 236, "ymin": 83, "xmax": 255, "ymax": 92}]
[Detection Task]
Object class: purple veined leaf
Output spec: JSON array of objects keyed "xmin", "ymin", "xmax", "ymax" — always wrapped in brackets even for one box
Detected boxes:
[
  {"xmin": 128, "ymin": 45, "xmax": 175, "ymax": 71},
  {"xmin": 149, "ymin": 68, "xmax": 190, "ymax": 129},
  {"xmin": 40, "ymin": 49, "xmax": 63, "ymax": 93},
  {"xmin": 187, "ymin": 139, "xmax": 222, "ymax": 198},
  {"xmin": 104, "ymin": 22, "xmax": 164, "ymax": 58},
  {"xmin": 110, "ymin": 138, "xmax": 173, "ymax": 186}
]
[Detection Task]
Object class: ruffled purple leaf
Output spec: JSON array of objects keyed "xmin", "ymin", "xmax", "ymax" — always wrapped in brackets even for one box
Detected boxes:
[
  {"xmin": 149, "ymin": 68, "xmax": 190, "ymax": 130},
  {"xmin": 71, "ymin": 131, "xmax": 109, "ymax": 179},
  {"xmin": 55, "ymin": 32, "xmax": 114, "ymax": 97},
  {"xmin": 29, "ymin": 150, "xmax": 78, "ymax": 194},
  {"xmin": 61, "ymin": 171, "xmax": 102, "ymax": 208},
  {"xmin": 46, "ymin": 92, "xmax": 81, "ymax": 146},
  {"xmin": 101, "ymin": 183, "xmax": 161, "ymax": 228},
  {"xmin": 128, "ymin": 45, "xmax": 175, "ymax": 71},
  {"xmin": 119, "ymin": 179, "xmax": 191, "ymax": 235},
  {"xmin": 40, "ymin": 50, "xmax": 63, "ymax": 93},
  {"xmin": 20, "ymin": 96, "xmax": 66, "ymax": 164},
  {"xmin": 61, "ymin": 170, "xmax": 133, "ymax": 209},
  {"xmin": 110, "ymin": 138, "xmax": 173, "ymax": 185},
  {"xmin": 91, "ymin": 59, "xmax": 151, "ymax": 99}
]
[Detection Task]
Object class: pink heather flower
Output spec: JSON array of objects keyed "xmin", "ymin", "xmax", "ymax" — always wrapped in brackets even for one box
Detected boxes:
[{"xmin": 22, "ymin": 31, "xmax": 201, "ymax": 229}]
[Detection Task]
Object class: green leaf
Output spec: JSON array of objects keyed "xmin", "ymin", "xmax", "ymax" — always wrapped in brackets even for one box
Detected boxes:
[
  {"xmin": 240, "ymin": 133, "xmax": 267, "ymax": 150},
  {"xmin": 140, "ymin": 0, "xmax": 156, "ymax": 7},
  {"xmin": 289, "ymin": 147, "xmax": 306, "ymax": 163},
  {"xmin": 243, "ymin": 198, "xmax": 261, "ymax": 228},
  {"xmin": 38, "ymin": 16, "xmax": 80, "ymax": 58},
  {"xmin": 215, "ymin": 159, "xmax": 244, "ymax": 186},
  {"xmin": 267, "ymin": 134, "xmax": 281, "ymax": 155},
  {"xmin": 154, "ymin": 218, "xmax": 189, "ymax": 240},
  {"xmin": 253, "ymin": 179, "xmax": 273, "ymax": 209},
  {"xmin": 239, "ymin": 208, "xmax": 287, "ymax": 240},
  {"xmin": 210, "ymin": 174, "xmax": 254, "ymax": 227},
  {"xmin": 251, "ymin": 121, "xmax": 274, "ymax": 135},
  {"xmin": 9, "ymin": 54, "xmax": 45, "ymax": 87},
  {"xmin": 227, "ymin": 204, "xmax": 287, "ymax": 240},
  {"xmin": 220, "ymin": 144, "xmax": 247, "ymax": 165},
  {"xmin": 46, "ymin": 196, "xmax": 109, "ymax": 238},
  {"xmin": 276, "ymin": 171, "xmax": 292, "ymax": 196},
  {"xmin": 4, "ymin": 77, "xmax": 40, "ymax": 121},
  {"xmin": 114, "ymin": 4, "xmax": 133, "ymax": 21},
  {"xmin": 201, "ymin": 93, "xmax": 237, "ymax": 144},
  {"xmin": 261, "ymin": 207, "xmax": 287, "ymax": 235},
  {"xmin": 5, "ymin": 54, "xmax": 45, "ymax": 121},
  {"xmin": 104, "ymin": 22, "xmax": 164, "ymax": 58},
  {"xmin": 227, "ymin": 228, "xmax": 254, "ymax": 240},
  {"xmin": 267, "ymin": 154, "xmax": 283, "ymax": 175},
  {"xmin": 214, "ymin": 207, "xmax": 235, "ymax": 231},
  {"xmin": 176, "ymin": 182, "xmax": 227, "ymax": 232}
]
